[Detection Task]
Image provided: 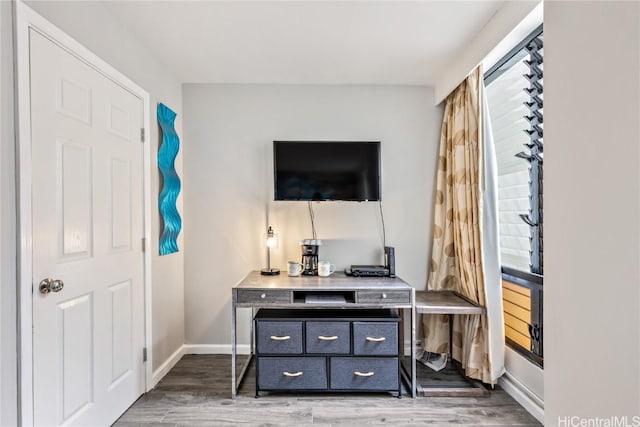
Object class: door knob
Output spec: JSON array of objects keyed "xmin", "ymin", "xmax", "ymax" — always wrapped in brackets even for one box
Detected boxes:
[{"xmin": 39, "ymin": 278, "xmax": 64, "ymax": 294}]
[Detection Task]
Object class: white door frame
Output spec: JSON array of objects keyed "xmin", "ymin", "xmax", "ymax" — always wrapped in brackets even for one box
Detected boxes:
[{"xmin": 15, "ymin": 2, "xmax": 154, "ymax": 424}]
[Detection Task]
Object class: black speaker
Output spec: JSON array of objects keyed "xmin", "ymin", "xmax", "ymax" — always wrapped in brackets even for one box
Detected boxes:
[{"xmin": 384, "ymin": 246, "xmax": 395, "ymax": 278}]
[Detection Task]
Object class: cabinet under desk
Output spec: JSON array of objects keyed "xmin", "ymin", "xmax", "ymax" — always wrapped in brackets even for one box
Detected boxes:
[
  {"xmin": 231, "ymin": 271, "xmax": 416, "ymax": 398},
  {"xmin": 254, "ymin": 308, "xmax": 401, "ymax": 397}
]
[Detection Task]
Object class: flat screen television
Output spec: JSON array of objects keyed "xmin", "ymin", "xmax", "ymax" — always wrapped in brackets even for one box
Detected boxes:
[{"xmin": 273, "ymin": 141, "xmax": 381, "ymax": 201}]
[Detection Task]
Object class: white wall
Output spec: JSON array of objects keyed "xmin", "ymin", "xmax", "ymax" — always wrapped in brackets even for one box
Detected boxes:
[
  {"xmin": 24, "ymin": 1, "xmax": 185, "ymax": 375},
  {"xmin": 1, "ymin": 1, "xmax": 18, "ymax": 425},
  {"xmin": 183, "ymin": 84, "xmax": 441, "ymax": 347},
  {"xmin": 545, "ymin": 1, "xmax": 640, "ymax": 424}
]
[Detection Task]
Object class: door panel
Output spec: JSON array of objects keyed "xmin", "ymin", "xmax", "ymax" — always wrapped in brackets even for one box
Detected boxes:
[
  {"xmin": 30, "ymin": 28, "xmax": 145, "ymax": 426},
  {"xmin": 58, "ymin": 294, "xmax": 94, "ymax": 423},
  {"xmin": 56, "ymin": 76, "xmax": 92, "ymax": 125},
  {"xmin": 58, "ymin": 140, "xmax": 93, "ymax": 259},
  {"xmin": 107, "ymin": 103, "xmax": 132, "ymax": 141},
  {"xmin": 110, "ymin": 158, "xmax": 132, "ymax": 251},
  {"xmin": 108, "ymin": 280, "xmax": 133, "ymax": 386}
]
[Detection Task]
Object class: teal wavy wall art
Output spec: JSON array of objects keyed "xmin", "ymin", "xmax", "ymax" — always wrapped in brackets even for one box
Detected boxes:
[{"xmin": 157, "ymin": 103, "xmax": 182, "ymax": 255}]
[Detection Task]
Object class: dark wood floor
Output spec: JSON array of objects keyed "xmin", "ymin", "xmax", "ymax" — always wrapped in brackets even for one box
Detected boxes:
[{"xmin": 114, "ymin": 355, "xmax": 541, "ymax": 426}]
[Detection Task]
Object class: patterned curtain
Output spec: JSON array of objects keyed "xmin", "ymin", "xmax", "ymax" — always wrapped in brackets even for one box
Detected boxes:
[{"xmin": 422, "ymin": 67, "xmax": 492, "ymax": 383}]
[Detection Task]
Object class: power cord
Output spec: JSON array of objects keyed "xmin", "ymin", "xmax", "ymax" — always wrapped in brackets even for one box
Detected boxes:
[
  {"xmin": 307, "ymin": 201, "xmax": 317, "ymax": 240},
  {"xmin": 378, "ymin": 200, "xmax": 386, "ymax": 250}
]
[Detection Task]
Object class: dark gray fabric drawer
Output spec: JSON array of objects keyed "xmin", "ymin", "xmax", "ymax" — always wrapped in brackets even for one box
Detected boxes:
[
  {"xmin": 305, "ymin": 322, "xmax": 350, "ymax": 354},
  {"xmin": 256, "ymin": 321, "xmax": 303, "ymax": 354},
  {"xmin": 330, "ymin": 357, "xmax": 399, "ymax": 390},
  {"xmin": 352, "ymin": 322, "xmax": 398, "ymax": 355},
  {"xmin": 258, "ymin": 357, "xmax": 327, "ymax": 390}
]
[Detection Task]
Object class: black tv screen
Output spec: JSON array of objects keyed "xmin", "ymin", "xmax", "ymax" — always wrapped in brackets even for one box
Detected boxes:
[{"xmin": 274, "ymin": 141, "xmax": 381, "ymax": 201}]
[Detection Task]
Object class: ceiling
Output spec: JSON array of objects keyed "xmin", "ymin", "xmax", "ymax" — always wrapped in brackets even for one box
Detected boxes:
[{"xmin": 102, "ymin": 0, "xmax": 506, "ymax": 86}]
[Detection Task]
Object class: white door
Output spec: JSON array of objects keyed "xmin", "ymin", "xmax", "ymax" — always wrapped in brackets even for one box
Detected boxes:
[{"xmin": 30, "ymin": 29, "xmax": 145, "ymax": 426}]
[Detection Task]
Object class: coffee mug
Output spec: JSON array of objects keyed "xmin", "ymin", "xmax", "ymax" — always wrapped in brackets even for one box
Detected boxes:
[
  {"xmin": 318, "ymin": 261, "xmax": 336, "ymax": 277},
  {"xmin": 287, "ymin": 261, "xmax": 304, "ymax": 277}
]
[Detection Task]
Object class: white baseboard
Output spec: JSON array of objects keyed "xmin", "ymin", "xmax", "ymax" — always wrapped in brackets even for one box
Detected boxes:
[
  {"xmin": 148, "ymin": 343, "xmax": 251, "ymax": 389},
  {"xmin": 184, "ymin": 344, "xmax": 251, "ymax": 355},
  {"xmin": 499, "ymin": 371, "xmax": 544, "ymax": 423},
  {"xmin": 150, "ymin": 344, "xmax": 186, "ymax": 389}
]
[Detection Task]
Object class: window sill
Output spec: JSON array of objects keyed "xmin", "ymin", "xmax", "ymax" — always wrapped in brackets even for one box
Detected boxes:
[{"xmin": 506, "ymin": 338, "xmax": 543, "ymax": 369}]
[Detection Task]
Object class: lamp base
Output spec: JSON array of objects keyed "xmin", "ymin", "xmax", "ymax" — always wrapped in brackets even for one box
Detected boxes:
[{"xmin": 260, "ymin": 268, "xmax": 280, "ymax": 276}]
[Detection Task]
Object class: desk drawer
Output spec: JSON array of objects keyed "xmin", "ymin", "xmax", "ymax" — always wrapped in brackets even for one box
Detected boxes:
[
  {"xmin": 237, "ymin": 289, "xmax": 291, "ymax": 304},
  {"xmin": 353, "ymin": 322, "xmax": 398, "ymax": 355},
  {"xmin": 258, "ymin": 357, "xmax": 327, "ymax": 390},
  {"xmin": 306, "ymin": 322, "xmax": 350, "ymax": 354},
  {"xmin": 357, "ymin": 290, "xmax": 410, "ymax": 304},
  {"xmin": 256, "ymin": 321, "xmax": 303, "ymax": 354},
  {"xmin": 330, "ymin": 357, "xmax": 398, "ymax": 391}
]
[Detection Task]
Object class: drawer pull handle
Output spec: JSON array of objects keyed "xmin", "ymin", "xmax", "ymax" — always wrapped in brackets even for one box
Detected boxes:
[
  {"xmin": 270, "ymin": 335, "xmax": 291, "ymax": 341},
  {"xmin": 283, "ymin": 371, "xmax": 303, "ymax": 377},
  {"xmin": 354, "ymin": 371, "xmax": 375, "ymax": 377},
  {"xmin": 382, "ymin": 293, "xmax": 387, "ymax": 299},
  {"xmin": 366, "ymin": 336, "xmax": 386, "ymax": 342},
  {"xmin": 260, "ymin": 293, "xmax": 266, "ymax": 299},
  {"xmin": 318, "ymin": 335, "xmax": 338, "ymax": 341}
]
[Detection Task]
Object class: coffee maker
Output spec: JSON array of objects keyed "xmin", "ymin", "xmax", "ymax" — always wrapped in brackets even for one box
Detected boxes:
[{"xmin": 300, "ymin": 239, "xmax": 321, "ymax": 275}]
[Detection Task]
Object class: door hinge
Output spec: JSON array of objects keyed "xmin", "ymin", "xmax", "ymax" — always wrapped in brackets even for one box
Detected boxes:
[
  {"xmin": 142, "ymin": 237, "xmax": 146, "ymax": 253},
  {"xmin": 140, "ymin": 127, "xmax": 145, "ymax": 143},
  {"xmin": 143, "ymin": 347, "xmax": 148, "ymax": 362}
]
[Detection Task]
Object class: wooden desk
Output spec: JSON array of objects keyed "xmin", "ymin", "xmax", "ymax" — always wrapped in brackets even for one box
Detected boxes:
[
  {"xmin": 414, "ymin": 290, "xmax": 488, "ymax": 397},
  {"xmin": 231, "ymin": 271, "xmax": 416, "ymax": 398}
]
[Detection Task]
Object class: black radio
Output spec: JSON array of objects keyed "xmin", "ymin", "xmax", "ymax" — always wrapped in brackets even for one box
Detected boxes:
[
  {"xmin": 347, "ymin": 265, "xmax": 390, "ymax": 277},
  {"xmin": 345, "ymin": 246, "xmax": 396, "ymax": 277}
]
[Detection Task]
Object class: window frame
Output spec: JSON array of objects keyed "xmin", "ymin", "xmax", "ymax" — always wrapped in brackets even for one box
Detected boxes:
[
  {"xmin": 485, "ymin": 24, "xmax": 544, "ymax": 367},
  {"xmin": 485, "ymin": 25, "xmax": 543, "ymax": 85}
]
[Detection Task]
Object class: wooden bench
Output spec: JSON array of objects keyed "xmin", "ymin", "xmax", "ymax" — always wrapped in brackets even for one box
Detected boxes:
[{"xmin": 415, "ymin": 290, "xmax": 489, "ymax": 397}]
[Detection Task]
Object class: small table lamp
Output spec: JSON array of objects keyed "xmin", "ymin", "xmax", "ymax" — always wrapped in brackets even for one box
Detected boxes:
[{"xmin": 261, "ymin": 226, "xmax": 280, "ymax": 275}]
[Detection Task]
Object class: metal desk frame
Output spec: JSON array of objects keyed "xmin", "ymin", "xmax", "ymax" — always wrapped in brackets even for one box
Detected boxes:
[
  {"xmin": 414, "ymin": 290, "xmax": 488, "ymax": 397},
  {"xmin": 231, "ymin": 271, "xmax": 416, "ymax": 398}
]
